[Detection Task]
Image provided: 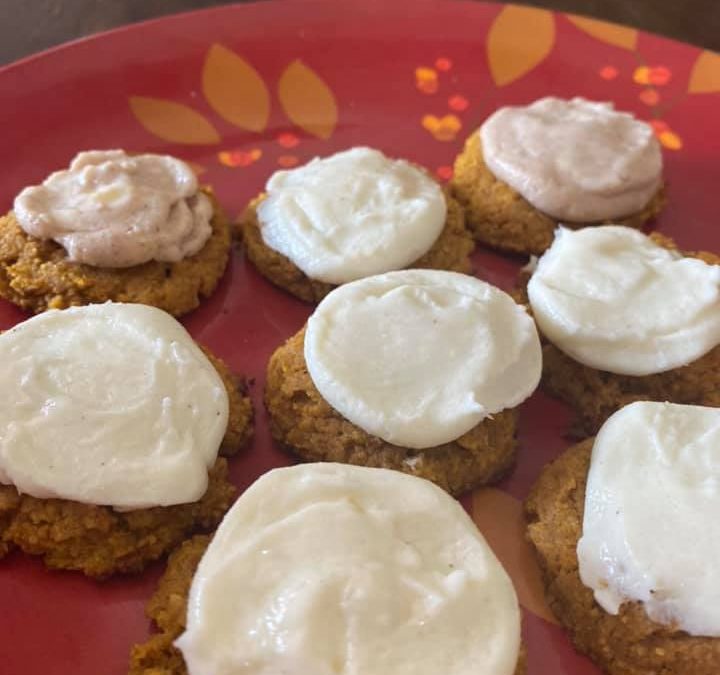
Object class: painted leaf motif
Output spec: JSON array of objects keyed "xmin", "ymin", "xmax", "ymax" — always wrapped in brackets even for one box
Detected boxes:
[
  {"xmin": 278, "ymin": 60, "xmax": 338, "ymax": 139},
  {"xmin": 472, "ymin": 488, "xmax": 558, "ymax": 625},
  {"xmin": 487, "ymin": 6, "xmax": 555, "ymax": 86},
  {"xmin": 129, "ymin": 97, "xmax": 220, "ymax": 145},
  {"xmin": 202, "ymin": 44, "xmax": 270, "ymax": 132},
  {"xmin": 566, "ymin": 15, "xmax": 638, "ymax": 50},
  {"xmin": 688, "ymin": 50, "xmax": 720, "ymax": 93}
]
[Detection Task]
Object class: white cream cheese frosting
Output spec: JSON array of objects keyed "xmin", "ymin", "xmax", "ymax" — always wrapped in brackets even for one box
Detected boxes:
[
  {"xmin": 14, "ymin": 150, "xmax": 213, "ymax": 268},
  {"xmin": 480, "ymin": 97, "xmax": 662, "ymax": 222},
  {"xmin": 256, "ymin": 147, "xmax": 447, "ymax": 284},
  {"xmin": 0, "ymin": 303, "xmax": 228, "ymax": 509},
  {"xmin": 577, "ymin": 401, "xmax": 720, "ymax": 637},
  {"xmin": 175, "ymin": 462, "xmax": 522, "ymax": 675},
  {"xmin": 304, "ymin": 269, "xmax": 542, "ymax": 448},
  {"xmin": 527, "ymin": 226, "xmax": 720, "ymax": 376}
]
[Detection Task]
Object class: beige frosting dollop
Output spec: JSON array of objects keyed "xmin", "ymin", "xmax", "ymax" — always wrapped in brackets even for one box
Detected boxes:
[
  {"xmin": 13, "ymin": 150, "xmax": 213, "ymax": 268},
  {"xmin": 0, "ymin": 303, "xmax": 228, "ymax": 509},
  {"xmin": 578, "ymin": 402, "xmax": 720, "ymax": 637},
  {"xmin": 257, "ymin": 147, "xmax": 447, "ymax": 284},
  {"xmin": 176, "ymin": 463, "xmax": 522, "ymax": 675},
  {"xmin": 527, "ymin": 226, "xmax": 720, "ymax": 376},
  {"xmin": 304, "ymin": 270, "xmax": 542, "ymax": 448},
  {"xmin": 480, "ymin": 97, "xmax": 662, "ymax": 222}
]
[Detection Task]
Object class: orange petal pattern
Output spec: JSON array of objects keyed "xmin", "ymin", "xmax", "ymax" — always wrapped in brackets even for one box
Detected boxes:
[
  {"xmin": 415, "ymin": 67, "xmax": 439, "ymax": 94},
  {"xmin": 277, "ymin": 154, "xmax": 300, "ymax": 168},
  {"xmin": 218, "ymin": 148, "xmax": 262, "ymax": 168},
  {"xmin": 598, "ymin": 65, "xmax": 619, "ymax": 80},
  {"xmin": 472, "ymin": 488, "xmax": 559, "ymax": 625},
  {"xmin": 658, "ymin": 130, "xmax": 683, "ymax": 150},
  {"xmin": 487, "ymin": 6, "xmax": 555, "ymax": 86},
  {"xmin": 278, "ymin": 60, "xmax": 338, "ymax": 139},
  {"xmin": 639, "ymin": 89, "xmax": 660, "ymax": 106},
  {"xmin": 128, "ymin": 97, "xmax": 220, "ymax": 145},
  {"xmin": 688, "ymin": 50, "xmax": 720, "ymax": 94},
  {"xmin": 566, "ymin": 15, "xmax": 638, "ymax": 50},
  {"xmin": 421, "ymin": 114, "xmax": 461, "ymax": 141},
  {"xmin": 202, "ymin": 44, "xmax": 270, "ymax": 132}
]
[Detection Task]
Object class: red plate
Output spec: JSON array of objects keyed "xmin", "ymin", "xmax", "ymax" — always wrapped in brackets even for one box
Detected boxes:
[{"xmin": 1, "ymin": 2, "xmax": 719, "ymax": 673}]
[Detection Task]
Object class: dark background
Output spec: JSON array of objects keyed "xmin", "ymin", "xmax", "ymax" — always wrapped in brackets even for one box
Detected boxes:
[{"xmin": 1, "ymin": 0, "xmax": 719, "ymax": 65}]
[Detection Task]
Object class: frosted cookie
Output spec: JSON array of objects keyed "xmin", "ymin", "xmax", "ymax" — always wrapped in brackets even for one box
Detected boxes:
[
  {"xmin": 522, "ymin": 226, "xmax": 720, "ymax": 435},
  {"xmin": 0, "ymin": 303, "xmax": 253, "ymax": 578},
  {"xmin": 265, "ymin": 269, "xmax": 542, "ymax": 495},
  {"xmin": 526, "ymin": 402, "xmax": 720, "ymax": 675},
  {"xmin": 451, "ymin": 97, "xmax": 666, "ymax": 255},
  {"xmin": 0, "ymin": 150, "xmax": 231, "ymax": 316},
  {"xmin": 131, "ymin": 463, "xmax": 526, "ymax": 675},
  {"xmin": 240, "ymin": 147, "xmax": 474, "ymax": 302}
]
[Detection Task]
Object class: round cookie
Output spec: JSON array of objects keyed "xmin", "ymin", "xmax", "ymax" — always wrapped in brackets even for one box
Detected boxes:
[
  {"xmin": 451, "ymin": 132, "xmax": 665, "ymax": 256},
  {"xmin": 241, "ymin": 189, "xmax": 473, "ymax": 303},
  {"xmin": 265, "ymin": 328, "xmax": 517, "ymax": 496},
  {"xmin": 525, "ymin": 438, "xmax": 720, "ymax": 675},
  {"xmin": 0, "ymin": 187, "xmax": 231, "ymax": 317},
  {"xmin": 131, "ymin": 460, "xmax": 529, "ymax": 675},
  {"xmin": 0, "ymin": 344, "xmax": 253, "ymax": 579},
  {"xmin": 516, "ymin": 231, "xmax": 720, "ymax": 436},
  {"xmin": 130, "ymin": 534, "xmax": 528, "ymax": 675}
]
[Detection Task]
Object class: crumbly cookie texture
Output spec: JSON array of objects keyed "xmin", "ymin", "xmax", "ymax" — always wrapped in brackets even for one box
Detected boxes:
[
  {"xmin": 525, "ymin": 439, "xmax": 720, "ymax": 675},
  {"xmin": 130, "ymin": 535, "xmax": 209, "ymax": 675},
  {"xmin": 0, "ymin": 350, "xmax": 253, "ymax": 578},
  {"xmin": 450, "ymin": 133, "xmax": 666, "ymax": 256},
  {"xmin": 240, "ymin": 190, "xmax": 474, "ymax": 303},
  {"xmin": 515, "ymin": 232, "xmax": 720, "ymax": 436},
  {"xmin": 0, "ymin": 188, "xmax": 231, "ymax": 317},
  {"xmin": 129, "ymin": 536, "xmax": 529, "ymax": 675},
  {"xmin": 264, "ymin": 328, "xmax": 517, "ymax": 496}
]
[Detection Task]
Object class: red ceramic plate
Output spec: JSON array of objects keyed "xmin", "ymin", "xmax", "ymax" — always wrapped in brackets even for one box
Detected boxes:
[{"xmin": 1, "ymin": 2, "xmax": 719, "ymax": 673}]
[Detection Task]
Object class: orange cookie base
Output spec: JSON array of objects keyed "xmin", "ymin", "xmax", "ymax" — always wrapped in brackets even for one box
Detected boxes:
[
  {"xmin": 265, "ymin": 328, "xmax": 518, "ymax": 496},
  {"xmin": 240, "ymin": 189, "xmax": 474, "ymax": 303},
  {"xmin": 526, "ymin": 439, "xmax": 720, "ymax": 675},
  {"xmin": 0, "ymin": 189, "xmax": 231, "ymax": 317},
  {"xmin": 451, "ymin": 132, "xmax": 666, "ymax": 256}
]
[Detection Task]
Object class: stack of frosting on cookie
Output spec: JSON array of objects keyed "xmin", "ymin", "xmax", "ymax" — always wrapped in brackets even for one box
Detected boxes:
[
  {"xmin": 0, "ymin": 302, "xmax": 253, "ymax": 577},
  {"xmin": 265, "ymin": 268, "xmax": 542, "ymax": 495},
  {"xmin": 131, "ymin": 463, "xmax": 527, "ymax": 675},
  {"xmin": 0, "ymin": 150, "xmax": 232, "ymax": 316},
  {"xmin": 451, "ymin": 96, "xmax": 666, "ymax": 255}
]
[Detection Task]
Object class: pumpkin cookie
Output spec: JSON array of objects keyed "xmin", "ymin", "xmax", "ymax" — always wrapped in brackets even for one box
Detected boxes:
[
  {"xmin": 131, "ymin": 464, "xmax": 527, "ymax": 674},
  {"xmin": 0, "ymin": 303, "xmax": 253, "ymax": 578},
  {"xmin": 0, "ymin": 151, "xmax": 231, "ymax": 316},
  {"xmin": 265, "ymin": 269, "xmax": 541, "ymax": 495},
  {"xmin": 526, "ymin": 402, "xmax": 720, "ymax": 674},
  {"xmin": 451, "ymin": 98, "xmax": 665, "ymax": 255},
  {"xmin": 240, "ymin": 147, "xmax": 473, "ymax": 302},
  {"xmin": 521, "ymin": 227, "xmax": 720, "ymax": 436}
]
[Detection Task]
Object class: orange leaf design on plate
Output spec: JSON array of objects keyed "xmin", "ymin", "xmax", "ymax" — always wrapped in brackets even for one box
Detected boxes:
[
  {"xmin": 688, "ymin": 50, "xmax": 720, "ymax": 93},
  {"xmin": 129, "ymin": 97, "xmax": 220, "ymax": 145},
  {"xmin": 487, "ymin": 6, "xmax": 555, "ymax": 86},
  {"xmin": 472, "ymin": 488, "xmax": 558, "ymax": 625},
  {"xmin": 566, "ymin": 15, "xmax": 638, "ymax": 50},
  {"xmin": 278, "ymin": 60, "xmax": 338, "ymax": 139},
  {"xmin": 422, "ymin": 114, "xmax": 461, "ymax": 141},
  {"xmin": 218, "ymin": 148, "xmax": 262, "ymax": 168},
  {"xmin": 415, "ymin": 67, "xmax": 439, "ymax": 94},
  {"xmin": 278, "ymin": 154, "xmax": 300, "ymax": 168},
  {"xmin": 658, "ymin": 130, "xmax": 683, "ymax": 150},
  {"xmin": 202, "ymin": 44, "xmax": 270, "ymax": 132}
]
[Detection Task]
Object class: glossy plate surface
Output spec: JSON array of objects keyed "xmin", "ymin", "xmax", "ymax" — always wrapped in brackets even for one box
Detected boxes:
[{"xmin": 1, "ymin": 2, "xmax": 719, "ymax": 673}]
